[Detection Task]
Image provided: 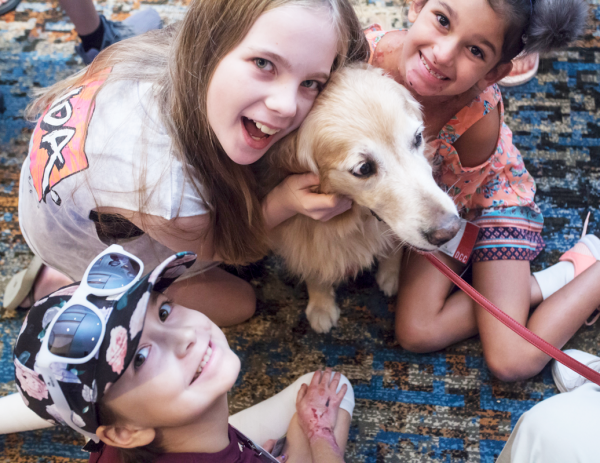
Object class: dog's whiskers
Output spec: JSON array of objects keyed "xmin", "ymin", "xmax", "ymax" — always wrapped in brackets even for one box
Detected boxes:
[
  {"xmin": 381, "ymin": 229, "xmax": 397, "ymax": 238},
  {"xmin": 392, "ymin": 239, "xmax": 409, "ymax": 255}
]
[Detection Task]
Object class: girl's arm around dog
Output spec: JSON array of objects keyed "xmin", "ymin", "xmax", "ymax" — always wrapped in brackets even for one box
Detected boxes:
[{"xmin": 262, "ymin": 173, "xmax": 352, "ymax": 229}]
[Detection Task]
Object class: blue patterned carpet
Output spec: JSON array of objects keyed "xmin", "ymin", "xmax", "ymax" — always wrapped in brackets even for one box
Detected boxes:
[{"xmin": 1, "ymin": 1, "xmax": 599, "ymax": 462}]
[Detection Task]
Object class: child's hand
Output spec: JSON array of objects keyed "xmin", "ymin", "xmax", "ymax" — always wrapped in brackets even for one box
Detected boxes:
[
  {"xmin": 262, "ymin": 174, "xmax": 352, "ymax": 229},
  {"xmin": 296, "ymin": 369, "xmax": 347, "ymax": 446},
  {"xmin": 282, "ymin": 173, "xmax": 352, "ymax": 222},
  {"xmin": 261, "ymin": 439, "xmax": 287, "ymax": 462}
]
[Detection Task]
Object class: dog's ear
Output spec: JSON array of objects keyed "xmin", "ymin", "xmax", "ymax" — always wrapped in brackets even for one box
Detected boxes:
[
  {"xmin": 295, "ymin": 125, "xmax": 319, "ymax": 175},
  {"xmin": 271, "ymin": 131, "xmax": 301, "ymax": 172},
  {"xmin": 252, "ymin": 131, "xmax": 303, "ymax": 200},
  {"xmin": 396, "ymin": 84, "xmax": 422, "ymax": 119},
  {"xmin": 423, "ymin": 141, "xmax": 436, "ymax": 164},
  {"xmin": 271, "ymin": 129, "xmax": 318, "ymax": 174}
]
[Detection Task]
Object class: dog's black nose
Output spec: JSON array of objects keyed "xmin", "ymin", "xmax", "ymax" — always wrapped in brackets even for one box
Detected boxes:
[{"xmin": 423, "ymin": 214, "xmax": 461, "ymax": 247}]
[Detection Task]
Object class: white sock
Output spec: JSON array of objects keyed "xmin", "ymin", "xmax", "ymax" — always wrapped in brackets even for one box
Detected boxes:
[{"xmin": 533, "ymin": 261, "xmax": 575, "ymax": 300}]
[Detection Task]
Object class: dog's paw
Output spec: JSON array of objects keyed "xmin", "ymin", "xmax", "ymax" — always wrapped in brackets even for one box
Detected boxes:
[
  {"xmin": 376, "ymin": 265, "xmax": 399, "ymax": 296},
  {"xmin": 306, "ymin": 300, "xmax": 340, "ymax": 333}
]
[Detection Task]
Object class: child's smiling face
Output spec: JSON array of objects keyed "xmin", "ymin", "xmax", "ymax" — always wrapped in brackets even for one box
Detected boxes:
[
  {"xmin": 402, "ymin": 0, "xmax": 508, "ymax": 97},
  {"xmin": 102, "ymin": 292, "xmax": 241, "ymax": 430},
  {"xmin": 206, "ymin": 5, "xmax": 338, "ymax": 166}
]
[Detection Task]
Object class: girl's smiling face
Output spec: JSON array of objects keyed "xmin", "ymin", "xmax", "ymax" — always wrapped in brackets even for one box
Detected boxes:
[
  {"xmin": 102, "ymin": 293, "xmax": 240, "ymax": 429},
  {"xmin": 206, "ymin": 5, "xmax": 339, "ymax": 165},
  {"xmin": 402, "ymin": 0, "xmax": 508, "ymax": 97}
]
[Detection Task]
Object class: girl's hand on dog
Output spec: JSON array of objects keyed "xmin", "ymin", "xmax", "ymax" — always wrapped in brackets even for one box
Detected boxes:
[
  {"xmin": 289, "ymin": 173, "xmax": 352, "ymax": 221},
  {"xmin": 263, "ymin": 173, "xmax": 352, "ymax": 229}
]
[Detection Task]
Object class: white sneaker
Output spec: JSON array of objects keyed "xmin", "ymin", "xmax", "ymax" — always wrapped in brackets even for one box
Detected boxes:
[{"xmin": 551, "ymin": 349, "xmax": 600, "ymax": 393}]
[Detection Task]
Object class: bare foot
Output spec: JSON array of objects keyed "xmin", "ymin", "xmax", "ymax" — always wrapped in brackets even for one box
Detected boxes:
[{"xmin": 20, "ymin": 265, "xmax": 73, "ymax": 308}]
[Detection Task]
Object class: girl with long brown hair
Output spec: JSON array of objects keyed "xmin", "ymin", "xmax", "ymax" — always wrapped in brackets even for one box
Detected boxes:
[{"xmin": 5, "ymin": 0, "xmax": 369, "ymax": 325}]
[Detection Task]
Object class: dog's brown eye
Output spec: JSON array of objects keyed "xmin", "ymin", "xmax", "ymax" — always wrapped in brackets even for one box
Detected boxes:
[
  {"xmin": 352, "ymin": 161, "xmax": 375, "ymax": 178},
  {"xmin": 413, "ymin": 132, "xmax": 423, "ymax": 149}
]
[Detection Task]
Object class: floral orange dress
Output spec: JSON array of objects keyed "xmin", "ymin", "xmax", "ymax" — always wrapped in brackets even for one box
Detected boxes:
[{"xmin": 365, "ymin": 25, "xmax": 544, "ymax": 262}]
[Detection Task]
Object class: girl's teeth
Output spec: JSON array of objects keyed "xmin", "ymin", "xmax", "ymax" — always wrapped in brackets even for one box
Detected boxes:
[
  {"xmin": 200, "ymin": 347, "xmax": 213, "ymax": 368},
  {"xmin": 420, "ymin": 55, "xmax": 445, "ymax": 80},
  {"xmin": 192, "ymin": 368, "xmax": 202, "ymax": 383},
  {"xmin": 254, "ymin": 121, "xmax": 280, "ymax": 135},
  {"xmin": 192, "ymin": 346, "xmax": 214, "ymax": 383},
  {"xmin": 192, "ymin": 346, "xmax": 212, "ymax": 383}
]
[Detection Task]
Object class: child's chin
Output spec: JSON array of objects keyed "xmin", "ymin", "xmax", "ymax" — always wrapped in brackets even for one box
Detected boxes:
[
  {"xmin": 410, "ymin": 79, "xmax": 450, "ymax": 97},
  {"xmin": 228, "ymin": 149, "xmax": 266, "ymax": 166},
  {"xmin": 406, "ymin": 81, "xmax": 437, "ymax": 96}
]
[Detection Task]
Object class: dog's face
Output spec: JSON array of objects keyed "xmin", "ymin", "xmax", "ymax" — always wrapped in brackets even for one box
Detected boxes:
[{"xmin": 296, "ymin": 64, "xmax": 460, "ymax": 250}]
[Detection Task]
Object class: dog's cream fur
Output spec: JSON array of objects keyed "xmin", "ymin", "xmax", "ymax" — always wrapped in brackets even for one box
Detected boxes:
[{"xmin": 264, "ymin": 64, "xmax": 459, "ymax": 333}]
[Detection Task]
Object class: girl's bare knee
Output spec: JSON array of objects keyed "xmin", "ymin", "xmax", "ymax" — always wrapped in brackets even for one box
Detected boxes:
[
  {"xmin": 485, "ymin": 353, "xmax": 543, "ymax": 383},
  {"xmin": 487, "ymin": 363, "xmax": 526, "ymax": 383},
  {"xmin": 395, "ymin": 322, "xmax": 438, "ymax": 353},
  {"xmin": 234, "ymin": 278, "xmax": 256, "ymax": 323},
  {"xmin": 395, "ymin": 298, "xmax": 446, "ymax": 353}
]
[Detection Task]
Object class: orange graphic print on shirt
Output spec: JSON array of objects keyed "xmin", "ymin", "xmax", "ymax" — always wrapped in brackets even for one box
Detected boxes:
[{"xmin": 29, "ymin": 69, "xmax": 111, "ymax": 205}]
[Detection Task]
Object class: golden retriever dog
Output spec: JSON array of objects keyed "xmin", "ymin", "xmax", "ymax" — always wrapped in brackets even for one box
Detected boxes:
[{"xmin": 262, "ymin": 64, "xmax": 460, "ymax": 333}]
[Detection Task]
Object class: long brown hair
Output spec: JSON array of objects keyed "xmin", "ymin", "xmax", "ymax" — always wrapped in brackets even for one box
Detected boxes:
[{"xmin": 27, "ymin": 0, "xmax": 369, "ymax": 265}]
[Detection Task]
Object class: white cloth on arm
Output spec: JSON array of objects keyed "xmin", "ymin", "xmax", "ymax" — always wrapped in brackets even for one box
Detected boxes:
[
  {"xmin": 497, "ymin": 382, "xmax": 600, "ymax": 463},
  {"xmin": 228, "ymin": 372, "xmax": 355, "ymax": 445},
  {"xmin": 19, "ymin": 77, "xmax": 214, "ymax": 282},
  {"xmin": 0, "ymin": 393, "xmax": 53, "ymax": 434}
]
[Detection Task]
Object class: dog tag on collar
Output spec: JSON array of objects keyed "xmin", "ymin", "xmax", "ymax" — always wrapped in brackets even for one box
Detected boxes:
[{"xmin": 438, "ymin": 219, "xmax": 480, "ymax": 264}]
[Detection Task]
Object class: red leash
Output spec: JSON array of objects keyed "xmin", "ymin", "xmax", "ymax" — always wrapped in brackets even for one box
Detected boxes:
[{"xmin": 424, "ymin": 252, "xmax": 600, "ymax": 387}]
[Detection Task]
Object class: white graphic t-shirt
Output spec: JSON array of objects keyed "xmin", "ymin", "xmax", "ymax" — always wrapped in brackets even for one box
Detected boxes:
[{"xmin": 19, "ymin": 69, "xmax": 214, "ymax": 280}]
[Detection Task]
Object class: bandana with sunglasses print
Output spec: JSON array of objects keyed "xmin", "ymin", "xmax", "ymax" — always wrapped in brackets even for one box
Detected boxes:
[{"xmin": 13, "ymin": 250, "xmax": 197, "ymax": 452}]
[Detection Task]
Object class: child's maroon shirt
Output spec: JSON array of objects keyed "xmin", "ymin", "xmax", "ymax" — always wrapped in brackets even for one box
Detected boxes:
[{"xmin": 89, "ymin": 425, "xmax": 271, "ymax": 462}]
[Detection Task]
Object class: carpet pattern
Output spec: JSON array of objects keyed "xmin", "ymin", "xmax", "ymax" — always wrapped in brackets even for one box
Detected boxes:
[{"xmin": 1, "ymin": 1, "xmax": 599, "ymax": 462}]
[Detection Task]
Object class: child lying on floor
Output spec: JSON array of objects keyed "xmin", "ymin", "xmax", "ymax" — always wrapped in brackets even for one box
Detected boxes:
[{"xmin": 13, "ymin": 246, "xmax": 354, "ymax": 463}]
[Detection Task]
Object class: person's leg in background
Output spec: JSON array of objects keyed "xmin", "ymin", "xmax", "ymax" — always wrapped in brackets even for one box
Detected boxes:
[
  {"xmin": 59, "ymin": 0, "xmax": 100, "ymax": 35},
  {"xmin": 2, "ymin": 255, "xmax": 72, "ymax": 313},
  {"xmin": 1, "ymin": 0, "xmax": 162, "ymax": 312},
  {"xmin": 497, "ymin": 382, "xmax": 600, "ymax": 463},
  {"xmin": 0, "ymin": 0, "xmax": 161, "ymax": 53},
  {"xmin": 497, "ymin": 350, "xmax": 600, "ymax": 463},
  {"xmin": 60, "ymin": 0, "xmax": 162, "ymax": 64}
]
